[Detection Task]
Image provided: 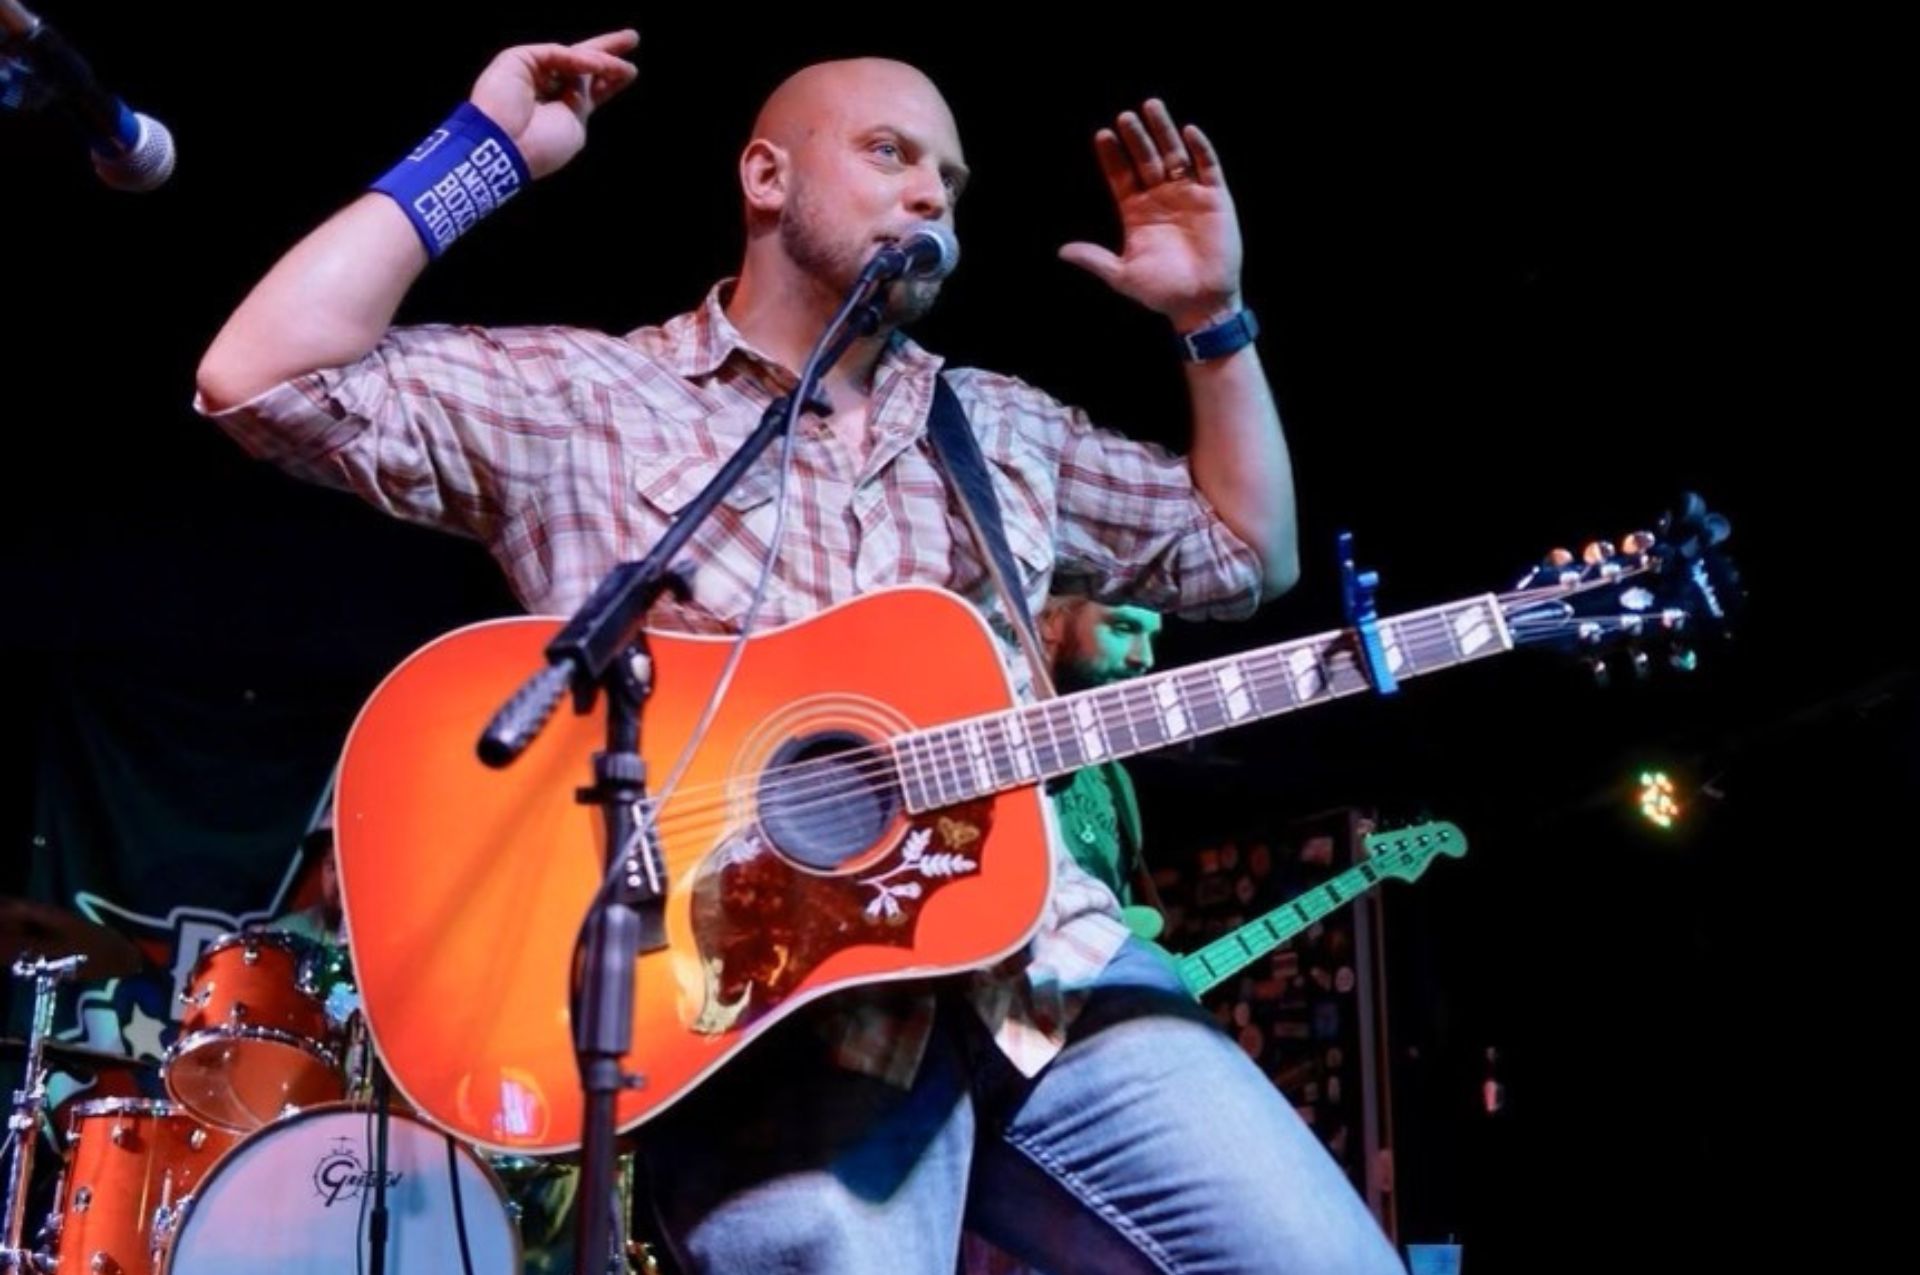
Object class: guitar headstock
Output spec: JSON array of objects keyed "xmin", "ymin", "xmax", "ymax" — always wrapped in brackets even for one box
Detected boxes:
[
  {"xmin": 1500, "ymin": 492, "xmax": 1740, "ymax": 684},
  {"xmin": 1362, "ymin": 820, "xmax": 1469, "ymax": 882}
]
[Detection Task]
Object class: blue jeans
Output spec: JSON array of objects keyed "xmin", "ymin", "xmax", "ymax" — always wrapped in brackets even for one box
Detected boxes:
[{"xmin": 639, "ymin": 940, "xmax": 1406, "ymax": 1274}]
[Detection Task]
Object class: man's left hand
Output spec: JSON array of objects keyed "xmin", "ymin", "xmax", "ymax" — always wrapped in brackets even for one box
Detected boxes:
[{"xmin": 1059, "ymin": 98, "xmax": 1245, "ymax": 331}]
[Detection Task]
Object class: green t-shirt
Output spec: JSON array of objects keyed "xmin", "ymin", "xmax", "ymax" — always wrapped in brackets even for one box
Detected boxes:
[{"xmin": 1050, "ymin": 761, "xmax": 1142, "ymax": 901}]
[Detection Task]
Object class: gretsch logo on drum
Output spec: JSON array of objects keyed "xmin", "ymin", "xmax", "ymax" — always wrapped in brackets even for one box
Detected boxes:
[{"xmin": 313, "ymin": 1136, "xmax": 404, "ymax": 1207}]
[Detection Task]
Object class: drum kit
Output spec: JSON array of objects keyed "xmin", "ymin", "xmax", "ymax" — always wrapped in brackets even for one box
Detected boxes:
[{"xmin": 0, "ymin": 897, "xmax": 646, "ymax": 1274}]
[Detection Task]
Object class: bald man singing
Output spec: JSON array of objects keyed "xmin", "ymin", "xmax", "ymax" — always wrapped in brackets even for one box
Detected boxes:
[{"xmin": 197, "ymin": 29, "xmax": 1401, "ymax": 1275}]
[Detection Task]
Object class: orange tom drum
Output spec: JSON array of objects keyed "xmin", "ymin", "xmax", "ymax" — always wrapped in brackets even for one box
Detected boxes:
[{"xmin": 164, "ymin": 930, "xmax": 344, "ymax": 1131}]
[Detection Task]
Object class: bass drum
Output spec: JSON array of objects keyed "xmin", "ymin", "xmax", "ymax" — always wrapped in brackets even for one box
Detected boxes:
[{"xmin": 158, "ymin": 1101, "xmax": 519, "ymax": 1273}]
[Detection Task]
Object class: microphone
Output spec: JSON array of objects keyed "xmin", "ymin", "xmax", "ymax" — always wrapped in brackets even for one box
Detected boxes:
[
  {"xmin": 864, "ymin": 221, "xmax": 961, "ymax": 283},
  {"xmin": 0, "ymin": 0, "xmax": 175, "ymax": 191}
]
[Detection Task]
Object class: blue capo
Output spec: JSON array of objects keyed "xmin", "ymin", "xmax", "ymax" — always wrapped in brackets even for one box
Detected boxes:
[{"xmin": 1338, "ymin": 531, "xmax": 1398, "ymax": 695}]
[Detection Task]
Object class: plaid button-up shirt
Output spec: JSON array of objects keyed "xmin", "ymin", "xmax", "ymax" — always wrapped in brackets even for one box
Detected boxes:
[{"xmin": 204, "ymin": 283, "xmax": 1264, "ymax": 1083}]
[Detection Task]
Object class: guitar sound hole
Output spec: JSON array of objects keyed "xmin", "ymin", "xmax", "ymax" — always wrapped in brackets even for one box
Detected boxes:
[{"xmin": 757, "ymin": 730, "xmax": 901, "ymax": 871}]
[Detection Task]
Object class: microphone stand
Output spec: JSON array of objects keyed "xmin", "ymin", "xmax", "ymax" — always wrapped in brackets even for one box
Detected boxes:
[
  {"xmin": 367, "ymin": 1062, "xmax": 394, "ymax": 1275},
  {"xmin": 478, "ymin": 267, "xmax": 896, "ymax": 1275}
]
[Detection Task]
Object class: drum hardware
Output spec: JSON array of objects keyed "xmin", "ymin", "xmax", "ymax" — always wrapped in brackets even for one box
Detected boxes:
[
  {"xmin": 4, "ymin": 911, "xmax": 618, "ymax": 1273},
  {"xmin": 2, "ymin": 952, "xmax": 88, "ymax": 1274}
]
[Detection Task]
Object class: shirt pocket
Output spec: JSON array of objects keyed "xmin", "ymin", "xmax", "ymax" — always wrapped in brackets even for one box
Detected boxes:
[{"xmin": 628, "ymin": 453, "xmax": 785, "ymax": 629}]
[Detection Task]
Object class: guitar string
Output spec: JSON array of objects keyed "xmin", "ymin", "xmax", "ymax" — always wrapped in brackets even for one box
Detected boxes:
[{"xmin": 576, "ymin": 602, "xmax": 1654, "ymax": 873}]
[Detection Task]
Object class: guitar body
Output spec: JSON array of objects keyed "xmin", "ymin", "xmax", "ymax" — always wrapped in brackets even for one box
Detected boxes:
[{"xmin": 336, "ymin": 586, "xmax": 1051, "ymax": 1154}]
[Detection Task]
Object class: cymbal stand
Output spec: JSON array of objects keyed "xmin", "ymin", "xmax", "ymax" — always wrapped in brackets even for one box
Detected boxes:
[{"xmin": 1, "ymin": 953, "xmax": 85, "ymax": 1274}]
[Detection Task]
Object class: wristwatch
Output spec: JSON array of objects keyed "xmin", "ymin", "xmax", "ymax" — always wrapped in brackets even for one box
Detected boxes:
[{"xmin": 1177, "ymin": 308, "xmax": 1260, "ymax": 362}]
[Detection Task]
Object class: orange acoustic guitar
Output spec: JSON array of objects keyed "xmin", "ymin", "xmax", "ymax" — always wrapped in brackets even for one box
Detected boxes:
[{"xmin": 335, "ymin": 499, "xmax": 1733, "ymax": 1154}]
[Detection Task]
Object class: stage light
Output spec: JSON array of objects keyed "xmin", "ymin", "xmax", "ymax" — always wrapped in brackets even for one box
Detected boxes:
[{"xmin": 1637, "ymin": 770, "xmax": 1681, "ymax": 829}]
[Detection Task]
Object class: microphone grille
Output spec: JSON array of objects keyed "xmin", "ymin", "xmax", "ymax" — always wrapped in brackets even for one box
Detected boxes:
[
  {"xmin": 908, "ymin": 220, "xmax": 960, "ymax": 280},
  {"xmin": 93, "ymin": 111, "xmax": 174, "ymax": 192}
]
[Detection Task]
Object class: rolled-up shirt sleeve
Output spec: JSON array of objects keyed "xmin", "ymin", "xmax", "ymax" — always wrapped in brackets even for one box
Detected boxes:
[
  {"xmin": 950, "ymin": 367, "xmax": 1266, "ymax": 621},
  {"xmin": 195, "ymin": 323, "xmax": 578, "ymax": 543}
]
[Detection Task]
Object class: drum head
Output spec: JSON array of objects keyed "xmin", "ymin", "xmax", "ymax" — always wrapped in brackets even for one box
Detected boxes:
[
  {"xmin": 161, "ymin": 1101, "xmax": 520, "ymax": 1273},
  {"xmin": 165, "ymin": 1028, "xmax": 344, "ymax": 1131}
]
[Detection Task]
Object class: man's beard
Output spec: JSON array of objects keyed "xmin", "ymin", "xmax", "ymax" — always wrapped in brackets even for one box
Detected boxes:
[
  {"xmin": 1053, "ymin": 659, "xmax": 1130, "ymax": 695},
  {"xmin": 781, "ymin": 182, "xmax": 942, "ymax": 328}
]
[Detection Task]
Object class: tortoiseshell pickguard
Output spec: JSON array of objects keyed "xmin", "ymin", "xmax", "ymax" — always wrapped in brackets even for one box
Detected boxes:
[{"xmin": 686, "ymin": 799, "xmax": 996, "ymax": 1033}]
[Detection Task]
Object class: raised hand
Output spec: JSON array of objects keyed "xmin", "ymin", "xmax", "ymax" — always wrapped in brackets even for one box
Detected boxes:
[
  {"xmin": 1059, "ymin": 98, "xmax": 1245, "ymax": 331},
  {"xmin": 467, "ymin": 29, "xmax": 640, "ymax": 180}
]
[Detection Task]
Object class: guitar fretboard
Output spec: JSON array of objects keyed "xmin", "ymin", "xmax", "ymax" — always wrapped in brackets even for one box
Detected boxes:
[
  {"xmin": 894, "ymin": 596, "xmax": 1510, "ymax": 812},
  {"xmin": 1179, "ymin": 856, "xmax": 1387, "ymax": 996}
]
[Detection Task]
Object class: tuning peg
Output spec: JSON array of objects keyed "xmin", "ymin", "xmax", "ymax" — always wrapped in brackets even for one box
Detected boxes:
[
  {"xmin": 1628, "ymin": 649, "xmax": 1652, "ymax": 680},
  {"xmin": 1581, "ymin": 539, "xmax": 1617, "ymax": 565},
  {"xmin": 1667, "ymin": 645, "xmax": 1699, "ymax": 673},
  {"xmin": 1533, "ymin": 547, "xmax": 1584, "ymax": 589},
  {"xmin": 1517, "ymin": 548, "xmax": 1583, "ymax": 591},
  {"xmin": 1621, "ymin": 530, "xmax": 1657, "ymax": 555},
  {"xmin": 1585, "ymin": 656, "xmax": 1611, "ymax": 688}
]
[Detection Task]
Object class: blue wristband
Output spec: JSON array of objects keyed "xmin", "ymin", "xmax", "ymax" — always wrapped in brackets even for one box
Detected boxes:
[{"xmin": 370, "ymin": 102, "xmax": 531, "ymax": 258}]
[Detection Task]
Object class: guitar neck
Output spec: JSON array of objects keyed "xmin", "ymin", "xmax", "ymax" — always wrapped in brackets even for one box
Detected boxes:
[
  {"xmin": 894, "ymin": 594, "xmax": 1512, "ymax": 812},
  {"xmin": 1177, "ymin": 857, "xmax": 1389, "ymax": 997}
]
